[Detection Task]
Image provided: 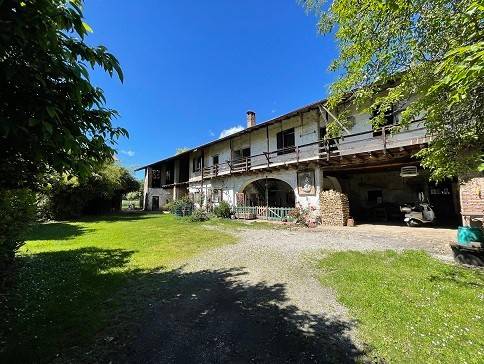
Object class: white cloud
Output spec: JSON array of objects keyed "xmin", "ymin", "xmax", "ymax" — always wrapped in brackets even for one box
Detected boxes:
[
  {"xmin": 219, "ymin": 125, "xmax": 244, "ymax": 139},
  {"xmin": 120, "ymin": 149, "xmax": 135, "ymax": 157},
  {"xmin": 209, "ymin": 130, "xmax": 215, "ymax": 137}
]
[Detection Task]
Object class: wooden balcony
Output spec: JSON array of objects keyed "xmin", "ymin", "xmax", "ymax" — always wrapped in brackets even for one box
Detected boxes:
[{"xmin": 198, "ymin": 121, "xmax": 429, "ymax": 180}]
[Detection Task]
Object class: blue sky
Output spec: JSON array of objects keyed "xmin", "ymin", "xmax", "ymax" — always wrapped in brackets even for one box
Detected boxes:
[{"xmin": 84, "ymin": 0, "xmax": 337, "ymax": 178}]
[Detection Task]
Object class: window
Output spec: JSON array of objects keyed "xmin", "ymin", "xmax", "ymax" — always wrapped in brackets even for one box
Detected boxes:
[
  {"xmin": 192, "ymin": 155, "xmax": 202, "ymax": 172},
  {"xmin": 212, "ymin": 155, "xmax": 219, "ymax": 166},
  {"xmin": 276, "ymin": 128, "xmax": 295, "ymax": 155},
  {"xmin": 151, "ymin": 169, "xmax": 161, "ymax": 188},
  {"xmin": 233, "ymin": 148, "xmax": 250, "ymax": 161},
  {"xmin": 212, "ymin": 189, "xmax": 222, "ymax": 203},
  {"xmin": 371, "ymin": 105, "xmax": 395, "ymax": 136}
]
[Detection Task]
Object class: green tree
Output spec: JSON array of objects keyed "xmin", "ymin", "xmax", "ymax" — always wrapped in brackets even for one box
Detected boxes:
[
  {"xmin": 0, "ymin": 0, "xmax": 125, "ymax": 270},
  {"xmin": 0, "ymin": 0, "xmax": 126, "ymax": 189},
  {"xmin": 302, "ymin": 0, "xmax": 484, "ymax": 180},
  {"xmin": 42, "ymin": 162, "xmax": 140, "ymax": 219}
]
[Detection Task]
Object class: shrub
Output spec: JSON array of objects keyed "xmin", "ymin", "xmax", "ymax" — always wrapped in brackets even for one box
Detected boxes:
[
  {"xmin": 41, "ymin": 162, "xmax": 140, "ymax": 219},
  {"xmin": 189, "ymin": 209, "xmax": 209, "ymax": 222},
  {"xmin": 169, "ymin": 196, "xmax": 194, "ymax": 216},
  {"xmin": 287, "ymin": 207, "xmax": 307, "ymax": 224},
  {"xmin": 213, "ymin": 201, "xmax": 232, "ymax": 218},
  {"xmin": 0, "ymin": 189, "xmax": 36, "ymax": 274},
  {"xmin": 164, "ymin": 201, "xmax": 175, "ymax": 212},
  {"xmin": 287, "ymin": 206, "xmax": 318, "ymax": 227}
]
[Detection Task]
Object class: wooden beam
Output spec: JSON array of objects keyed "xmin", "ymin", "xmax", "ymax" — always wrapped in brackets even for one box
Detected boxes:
[
  {"xmin": 323, "ymin": 160, "xmax": 419, "ymax": 173},
  {"xmin": 352, "ymin": 154, "xmax": 363, "ymax": 162}
]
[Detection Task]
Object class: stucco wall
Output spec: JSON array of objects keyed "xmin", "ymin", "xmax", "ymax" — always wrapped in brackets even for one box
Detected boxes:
[
  {"xmin": 188, "ymin": 166, "xmax": 322, "ymax": 210},
  {"xmin": 194, "ymin": 109, "xmax": 322, "ymax": 176},
  {"xmin": 143, "ymin": 103, "xmax": 429, "ymax": 213}
]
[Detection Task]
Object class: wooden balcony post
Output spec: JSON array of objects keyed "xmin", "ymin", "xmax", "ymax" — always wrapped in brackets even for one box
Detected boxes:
[
  {"xmin": 265, "ymin": 176, "xmax": 269, "ymax": 220},
  {"xmin": 263, "ymin": 152, "xmax": 270, "ymax": 167}
]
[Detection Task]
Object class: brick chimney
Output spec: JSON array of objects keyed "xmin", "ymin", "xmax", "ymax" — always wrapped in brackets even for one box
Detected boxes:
[{"xmin": 246, "ymin": 110, "xmax": 256, "ymax": 128}]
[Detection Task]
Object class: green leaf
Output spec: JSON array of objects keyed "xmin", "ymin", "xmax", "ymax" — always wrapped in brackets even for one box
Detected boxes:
[{"xmin": 82, "ymin": 21, "xmax": 93, "ymax": 33}]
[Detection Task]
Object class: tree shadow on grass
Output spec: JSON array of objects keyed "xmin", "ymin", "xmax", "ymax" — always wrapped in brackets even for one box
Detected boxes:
[
  {"xmin": 1, "ymin": 248, "xmax": 137, "ymax": 363},
  {"xmin": 428, "ymin": 268, "xmax": 484, "ymax": 289},
  {"xmin": 76, "ymin": 211, "xmax": 161, "ymax": 223},
  {"xmin": 1, "ymin": 248, "xmax": 364, "ymax": 363},
  {"xmin": 26, "ymin": 222, "xmax": 93, "ymax": 241},
  {"xmin": 26, "ymin": 212, "xmax": 163, "ymax": 242}
]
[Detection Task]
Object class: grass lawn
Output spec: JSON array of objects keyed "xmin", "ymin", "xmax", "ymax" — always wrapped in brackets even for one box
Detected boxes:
[
  {"xmin": 1, "ymin": 213, "xmax": 235, "ymax": 362},
  {"xmin": 318, "ymin": 250, "xmax": 484, "ymax": 363}
]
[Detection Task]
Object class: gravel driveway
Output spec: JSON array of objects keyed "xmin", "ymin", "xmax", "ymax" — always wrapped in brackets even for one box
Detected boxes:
[{"xmin": 114, "ymin": 224, "xmax": 455, "ymax": 363}]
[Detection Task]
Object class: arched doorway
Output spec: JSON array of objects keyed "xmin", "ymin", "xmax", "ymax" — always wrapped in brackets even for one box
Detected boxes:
[{"xmin": 242, "ymin": 178, "xmax": 295, "ymax": 207}]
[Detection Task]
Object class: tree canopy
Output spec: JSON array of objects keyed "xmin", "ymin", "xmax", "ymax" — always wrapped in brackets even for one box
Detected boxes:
[
  {"xmin": 41, "ymin": 161, "xmax": 140, "ymax": 219},
  {"xmin": 303, "ymin": 0, "xmax": 484, "ymax": 180},
  {"xmin": 0, "ymin": 0, "xmax": 126, "ymax": 189}
]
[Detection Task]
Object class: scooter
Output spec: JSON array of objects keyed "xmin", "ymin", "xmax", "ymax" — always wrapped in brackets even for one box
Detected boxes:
[{"xmin": 400, "ymin": 202, "xmax": 436, "ymax": 227}]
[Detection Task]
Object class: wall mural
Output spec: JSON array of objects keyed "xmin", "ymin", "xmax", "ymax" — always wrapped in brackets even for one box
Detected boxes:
[{"xmin": 297, "ymin": 170, "xmax": 316, "ymax": 196}]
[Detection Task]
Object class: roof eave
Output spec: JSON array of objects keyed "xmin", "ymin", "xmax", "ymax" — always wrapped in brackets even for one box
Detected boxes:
[{"xmin": 134, "ymin": 98, "xmax": 326, "ymax": 171}]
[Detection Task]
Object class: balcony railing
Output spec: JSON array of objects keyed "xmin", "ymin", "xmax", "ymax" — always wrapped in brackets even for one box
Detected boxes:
[{"xmin": 199, "ymin": 121, "xmax": 428, "ymax": 179}]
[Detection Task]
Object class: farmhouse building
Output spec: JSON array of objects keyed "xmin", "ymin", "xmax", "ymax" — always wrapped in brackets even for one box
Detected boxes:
[{"xmin": 137, "ymin": 100, "xmax": 461, "ymax": 225}]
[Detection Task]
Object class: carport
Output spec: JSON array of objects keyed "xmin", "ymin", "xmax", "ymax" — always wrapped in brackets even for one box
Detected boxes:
[{"xmin": 324, "ymin": 165, "xmax": 459, "ymax": 226}]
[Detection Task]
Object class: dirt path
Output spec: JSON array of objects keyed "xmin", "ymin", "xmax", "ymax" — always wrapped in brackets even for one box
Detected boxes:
[
  {"xmin": 123, "ymin": 226, "xmax": 454, "ymax": 363},
  {"xmin": 66, "ymin": 225, "xmax": 454, "ymax": 363}
]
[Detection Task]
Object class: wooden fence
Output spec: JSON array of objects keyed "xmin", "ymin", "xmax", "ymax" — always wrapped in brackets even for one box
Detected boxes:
[{"xmin": 234, "ymin": 206, "xmax": 293, "ymax": 221}]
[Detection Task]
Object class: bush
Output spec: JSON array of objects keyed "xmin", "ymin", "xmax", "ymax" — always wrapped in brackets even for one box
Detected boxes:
[
  {"xmin": 164, "ymin": 201, "xmax": 175, "ymax": 212},
  {"xmin": 213, "ymin": 201, "xmax": 232, "ymax": 218},
  {"xmin": 40, "ymin": 162, "xmax": 140, "ymax": 219},
  {"xmin": 169, "ymin": 196, "xmax": 194, "ymax": 216},
  {"xmin": 0, "ymin": 189, "xmax": 36, "ymax": 274},
  {"xmin": 287, "ymin": 206, "xmax": 318, "ymax": 227},
  {"xmin": 189, "ymin": 209, "xmax": 209, "ymax": 222}
]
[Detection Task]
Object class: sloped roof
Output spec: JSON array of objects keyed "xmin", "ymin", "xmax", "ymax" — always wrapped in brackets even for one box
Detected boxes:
[{"xmin": 135, "ymin": 99, "xmax": 325, "ymax": 171}]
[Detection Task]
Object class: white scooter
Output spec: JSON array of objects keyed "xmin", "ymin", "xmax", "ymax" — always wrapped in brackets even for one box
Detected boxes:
[{"xmin": 400, "ymin": 202, "xmax": 436, "ymax": 227}]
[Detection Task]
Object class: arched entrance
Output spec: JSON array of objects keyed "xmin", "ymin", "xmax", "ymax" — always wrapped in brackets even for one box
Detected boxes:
[{"xmin": 242, "ymin": 178, "xmax": 295, "ymax": 208}]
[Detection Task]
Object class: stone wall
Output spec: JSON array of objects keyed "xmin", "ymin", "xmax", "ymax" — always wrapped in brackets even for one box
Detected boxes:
[
  {"xmin": 320, "ymin": 190, "xmax": 350, "ymax": 226},
  {"xmin": 144, "ymin": 187, "xmax": 173, "ymax": 210}
]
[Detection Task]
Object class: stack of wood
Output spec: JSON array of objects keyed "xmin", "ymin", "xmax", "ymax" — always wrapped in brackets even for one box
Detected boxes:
[{"xmin": 320, "ymin": 190, "xmax": 350, "ymax": 226}]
